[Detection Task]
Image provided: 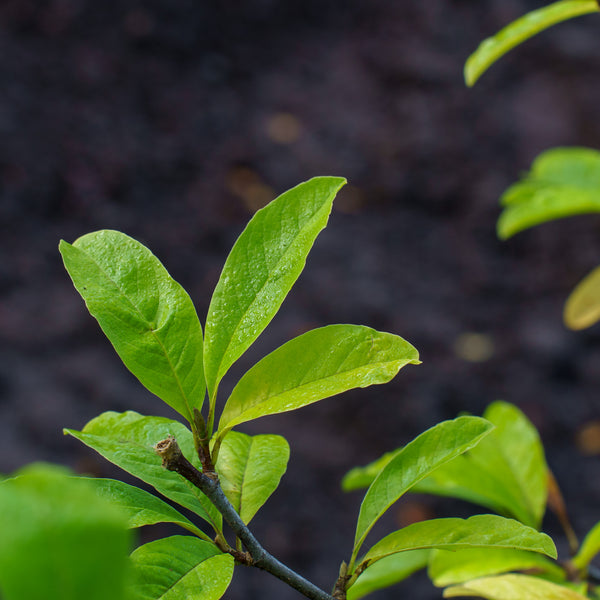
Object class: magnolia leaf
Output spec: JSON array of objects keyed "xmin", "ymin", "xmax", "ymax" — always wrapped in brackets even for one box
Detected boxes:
[
  {"xmin": 465, "ymin": 1, "xmax": 600, "ymax": 87},
  {"xmin": 204, "ymin": 176, "xmax": 346, "ymax": 399},
  {"xmin": 573, "ymin": 519, "xmax": 600, "ymax": 570},
  {"xmin": 564, "ymin": 265, "xmax": 600, "ymax": 330},
  {"xmin": 347, "ymin": 550, "xmax": 430, "ymax": 600},
  {"xmin": 60, "ymin": 230, "xmax": 205, "ymax": 423},
  {"xmin": 215, "ymin": 431, "xmax": 290, "ymax": 524},
  {"xmin": 130, "ymin": 535, "xmax": 234, "ymax": 600},
  {"xmin": 353, "ymin": 416, "xmax": 493, "ymax": 555},
  {"xmin": 429, "ymin": 547, "xmax": 565, "ymax": 587},
  {"xmin": 497, "ymin": 147, "xmax": 600, "ymax": 239},
  {"xmin": 361, "ymin": 516, "xmax": 556, "ymax": 568},
  {"xmin": 218, "ymin": 324, "xmax": 419, "ymax": 437},
  {"xmin": 0, "ymin": 464, "xmax": 131, "ymax": 600},
  {"xmin": 65, "ymin": 411, "xmax": 222, "ymax": 531},
  {"xmin": 443, "ymin": 573, "xmax": 588, "ymax": 599},
  {"xmin": 83, "ymin": 477, "xmax": 208, "ymax": 539}
]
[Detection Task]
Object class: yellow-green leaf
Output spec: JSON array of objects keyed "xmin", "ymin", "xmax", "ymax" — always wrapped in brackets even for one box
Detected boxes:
[{"xmin": 564, "ymin": 265, "xmax": 600, "ymax": 330}]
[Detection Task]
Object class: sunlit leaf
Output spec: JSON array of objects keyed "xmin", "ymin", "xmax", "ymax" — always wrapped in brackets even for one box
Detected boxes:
[
  {"xmin": 465, "ymin": 1, "xmax": 600, "ymax": 87},
  {"xmin": 443, "ymin": 573, "xmax": 588, "ymax": 599},
  {"xmin": 204, "ymin": 176, "xmax": 346, "ymax": 399},
  {"xmin": 130, "ymin": 535, "xmax": 234, "ymax": 600},
  {"xmin": 218, "ymin": 324, "xmax": 419, "ymax": 437},
  {"xmin": 353, "ymin": 416, "xmax": 493, "ymax": 555},
  {"xmin": 65, "ymin": 411, "xmax": 222, "ymax": 532},
  {"xmin": 564, "ymin": 265, "xmax": 600, "ymax": 330},
  {"xmin": 215, "ymin": 431, "xmax": 289, "ymax": 524},
  {"xmin": 60, "ymin": 230, "xmax": 205, "ymax": 423},
  {"xmin": 497, "ymin": 147, "xmax": 600, "ymax": 239},
  {"xmin": 573, "ymin": 519, "xmax": 600, "ymax": 570}
]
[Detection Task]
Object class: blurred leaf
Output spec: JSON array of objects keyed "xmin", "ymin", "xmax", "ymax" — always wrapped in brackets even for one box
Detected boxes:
[
  {"xmin": 347, "ymin": 550, "xmax": 430, "ymax": 600},
  {"xmin": 215, "ymin": 431, "xmax": 290, "ymax": 524},
  {"xmin": 429, "ymin": 547, "xmax": 565, "ymax": 587},
  {"xmin": 573, "ymin": 519, "xmax": 600, "ymax": 570},
  {"xmin": 130, "ymin": 535, "xmax": 234, "ymax": 600},
  {"xmin": 0, "ymin": 464, "xmax": 131, "ymax": 600},
  {"xmin": 60, "ymin": 230, "xmax": 205, "ymax": 423},
  {"xmin": 564, "ymin": 265, "xmax": 600, "ymax": 330},
  {"xmin": 465, "ymin": 1, "xmax": 599, "ymax": 86},
  {"xmin": 342, "ymin": 450, "xmax": 395, "ymax": 492},
  {"xmin": 65, "ymin": 411, "xmax": 222, "ymax": 531},
  {"xmin": 443, "ymin": 573, "xmax": 588, "ymax": 599},
  {"xmin": 497, "ymin": 147, "xmax": 600, "ymax": 239},
  {"xmin": 83, "ymin": 477, "xmax": 208, "ymax": 538},
  {"xmin": 353, "ymin": 416, "xmax": 493, "ymax": 555},
  {"xmin": 203, "ymin": 176, "xmax": 346, "ymax": 399},
  {"xmin": 218, "ymin": 324, "xmax": 419, "ymax": 437},
  {"xmin": 361, "ymin": 515, "xmax": 556, "ymax": 568}
]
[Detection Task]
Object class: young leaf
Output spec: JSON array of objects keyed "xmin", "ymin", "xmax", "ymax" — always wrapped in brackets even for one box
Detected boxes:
[
  {"xmin": 203, "ymin": 176, "xmax": 346, "ymax": 399},
  {"xmin": 347, "ymin": 550, "xmax": 430, "ymax": 600},
  {"xmin": 572, "ymin": 519, "xmax": 600, "ymax": 570},
  {"xmin": 465, "ymin": 1, "xmax": 600, "ymax": 87},
  {"xmin": 0, "ymin": 464, "xmax": 132, "ymax": 600},
  {"xmin": 65, "ymin": 411, "xmax": 222, "ymax": 531},
  {"xmin": 59, "ymin": 230, "xmax": 205, "ymax": 423},
  {"xmin": 443, "ymin": 573, "xmax": 588, "ymax": 599},
  {"xmin": 497, "ymin": 147, "xmax": 600, "ymax": 239},
  {"xmin": 83, "ymin": 477, "xmax": 209, "ymax": 539},
  {"xmin": 217, "ymin": 324, "xmax": 419, "ymax": 437},
  {"xmin": 564, "ymin": 265, "xmax": 600, "ymax": 330},
  {"xmin": 215, "ymin": 431, "xmax": 290, "ymax": 524},
  {"xmin": 353, "ymin": 416, "xmax": 493, "ymax": 556},
  {"xmin": 429, "ymin": 547, "xmax": 565, "ymax": 587},
  {"xmin": 130, "ymin": 535, "xmax": 234, "ymax": 600},
  {"xmin": 361, "ymin": 515, "xmax": 556, "ymax": 567}
]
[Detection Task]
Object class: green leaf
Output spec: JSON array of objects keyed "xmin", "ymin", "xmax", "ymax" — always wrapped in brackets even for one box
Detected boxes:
[
  {"xmin": 65, "ymin": 411, "xmax": 222, "ymax": 532},
  {"xmin": 443, "ymin": 573, "xmax": 588, "ymax": 599},
  {"xmin": 0, "ymin": 464, "xmax": 131, "ymax": 600},
  {"xmin": 573, "ymin": 519, "xmax": 600, "ymax": 570},
  {"xmin": 564, "ymin": 265, "xmax": 600, "ymax": 330},
  {"xmin": 204, "ymin": 176, "xmax": 346, "ymax": 399},
  {"xmin": 342, "ymin": 450, "xmax": 396, "ymax": 492},
  {"xmin": 429, "ymin": 547, "xmax": 565, "ymax": 587},
  {"xmin": 465, "ymin": 1, "xmax": 600, "ymax": 87},
  {"xmin": 353, "ymin": 416, "xmax": 493, "ymax": 556},
  {"xmin": 60, "ymin": 230, "xmax": 205, "ymax": 423},
  {"xmin": 83, "ymin": 477, "xmax": 208, "ymax": 538},
  {"xmin": 347, "ymin": 550, "xmax": 430, "ymax": 600},
  {"xmin": 361, "ymin": 516, "xmax": 556, "ymax": 568},
  {"xmin": 218, "ymin": 324, "xmax": 419, "ymax": 436},
  {"xmin": 130, "ymin": 535, "xmax": 234, "ymax": 600},
  {"xmin": 497, "ymin": 147, "xmax": 600, "ymax": 240},
  {"xmin": 215, "ymin": 431, "xmax": 290, "ymax": 524}
]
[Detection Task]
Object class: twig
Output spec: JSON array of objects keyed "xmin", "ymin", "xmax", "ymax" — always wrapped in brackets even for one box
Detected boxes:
[{"xmin": 155, "ymin": 436, "xmax": 336, "ymax": 600}]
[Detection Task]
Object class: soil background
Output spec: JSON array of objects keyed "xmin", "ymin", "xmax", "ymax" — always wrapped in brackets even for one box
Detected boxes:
[{"xmin": 2, "ymin": 1, "xmax": 600, "ymax": 598}]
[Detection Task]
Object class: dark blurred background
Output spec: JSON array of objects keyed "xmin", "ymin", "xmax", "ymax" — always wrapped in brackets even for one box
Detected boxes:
[{"xmin": 2, "ymin": 1, "xmax": 600, "ymax": 598}]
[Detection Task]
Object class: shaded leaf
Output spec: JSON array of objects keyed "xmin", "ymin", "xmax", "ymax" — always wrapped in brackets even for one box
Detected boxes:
[
  {"xmin": 218, "ymin": 324, "xmax": 419, "ymax": 436},
  {"xmin": 353, "ymin": 416, "xmax": 493, "ymax": 554},
  {"xmin": 130, "ymin": 535, "xmax": 234, "ymax": 600},
  {"xmin": 465, "ymin": 1, "xmax": 599, "ymax": 87},
  {"xmin": 65, "ymin": 411, "xmax": 222, "ymax": 531},
  {"xmin": 497, "ymin": 147, "xmax": 600, "ymax": 239},
  {"xmin": 60, "ymin": 230, "xmax": 205, "ymax": 423},
  {"xmin": 443, "ymin": 573, "xmax": 588, "ymax": 599},
  {"xmin": 204, "ymin": 176, "xmax": 346, "ymax": 398},
  {"xmin": 564, "ymin": 265, "xmax": 600, "ymax": 330}
]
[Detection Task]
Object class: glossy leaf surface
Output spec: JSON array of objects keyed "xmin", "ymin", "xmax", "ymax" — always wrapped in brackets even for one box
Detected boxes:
[
  {"xmin": 353, "ymin": 416, "xmax": 493, "ymax": 553},
  {"xmin": 204, "ymin": 176, "xmax": 346, "ymax": 398},
  {"xmin": 465, "ymin": 1, "xmax": 599, "ymax": 86},
  {"xmin": 215, "ymin": 431, "xmax": 289, "ymax": 524},
  {"xmin": 60, "ymin": 230, "xmax": 205, "ymax": 422},
  {"xmin": 218, "ymin": 324, "xmax": 419, "ymax": 436},
  {"xmin": 362, "ymin": 515, "xmax": 556, "ymax": 567},
  {"xmin": 0, "ymin": 464, "xmax": 131, "ymax": 600},
  {"xmin": 497, "ymin": 147, "xmax": 600, "ymax": 239},
  {"xmin": 130, "ymin": 535, "xmax": 233, "ymax": 600},
  {"xmin": 65, "ymin": 411, "xmax": 221, "ymax": 531},
  {"xmin": 564, "ymin": 265, "xmax": 600, "ymax": 330},
  {"xmin": 443, "ymin": 574, "xmax": 588, "ymax": 599}
]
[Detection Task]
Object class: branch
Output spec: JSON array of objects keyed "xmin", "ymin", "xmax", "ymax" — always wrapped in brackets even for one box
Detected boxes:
[{"xmin": 155, "ymin": 436, "xmax": 337, "ymax": 600}]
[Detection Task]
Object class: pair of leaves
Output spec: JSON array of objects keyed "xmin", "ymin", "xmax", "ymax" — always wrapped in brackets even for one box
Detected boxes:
[{"xmin": 465, "ymin": 0, "xmax": 600, "ymax": 86}]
